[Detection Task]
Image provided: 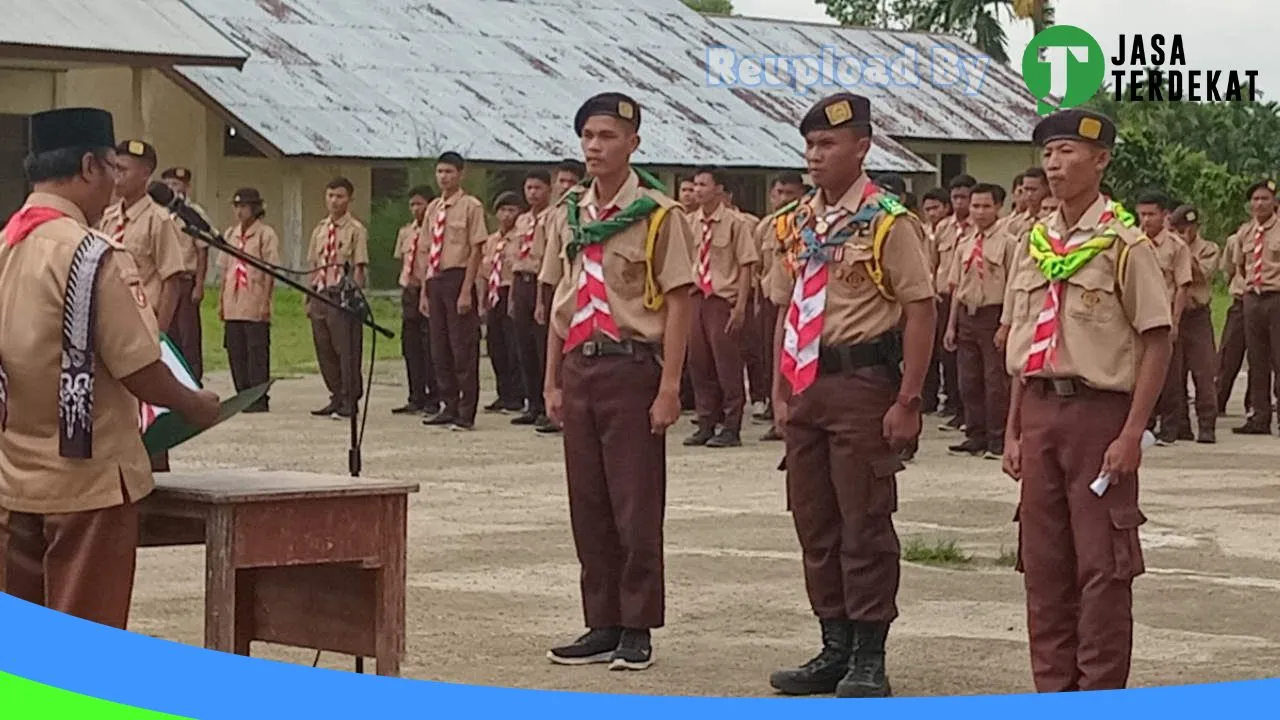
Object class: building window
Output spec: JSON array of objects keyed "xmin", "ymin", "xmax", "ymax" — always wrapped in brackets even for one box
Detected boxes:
[
  {"xmin": 223, "ymin": 125, "xmax": 265, "ymax": 158},
  {"xmin": 941, "ymin": 154, "xmax": 967, "ymax": 186}
]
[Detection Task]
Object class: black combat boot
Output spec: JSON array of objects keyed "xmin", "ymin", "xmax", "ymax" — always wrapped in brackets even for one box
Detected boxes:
[
  {"xmin": 835, "ymin": 621, "xmax": 892, "ymax": 698},
  {"xmin": 769, "ymin": 619, "xmax": 854, "ymax": 696}
]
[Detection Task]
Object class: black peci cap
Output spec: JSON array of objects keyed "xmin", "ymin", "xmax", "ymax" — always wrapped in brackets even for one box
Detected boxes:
[
  {"xmin": 1246, "ymin": 178, "xmax": 1278, "ymax": 199},
  {"xmin": 1032, "ymin": 109, "xmax": 1117, "ymax": 148},
  {"xmin": 799, "ymin": 93, "xmax": 872, "ymax": 136},
  {"xmin": 1169, "ymin": 204, "xmax": 1200, "ymax": 226},
  {"xmin": 232, "ymin": 187, "xmax": 263, "ymax": 205},
  {"xmin": 116, "ymin": 139, "xmax": 157, "ymax": 165},
  {"xmin": 29, "ymin": 107, "xmax": 115, "ymax": 155},
  {"xmin": 493, "ymin": 191, "xmax": 522, "ymax": 210},
  {"xmin": 574, "ymin": 93, "xmax": 642, "ymax": 136},
  {"xmin": 162, "ymin": 167, "xmax": 192, "ymax": 182}
]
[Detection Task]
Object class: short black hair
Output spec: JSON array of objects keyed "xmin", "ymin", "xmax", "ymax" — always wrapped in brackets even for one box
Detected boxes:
[
  {"xmin": 1100, "ymin": 181, "xmax": 1115, "ymax": 198},
  {"xmin": 902, "ymin": 191, "xmax": 919, "ymax": 213},
  {"xmin": 493, "ymin": 191, "xmax": 523, "ymax": 210},
  {"xmin": 23, "ymin": 146, "xmax": 110, "ymax": 184},
  {"xmin": 524, "ymin": 169, "xmax": 551, "ymax": 185},
  {"xmin": 922, "ymin": 187, "xmax": 951, "ymax": 206},
  {"xmin": 948, "ymin": 174, "xmax": 977, "ymax": 191},
  {"xmin": 438, "ymin": 152, "xmax": 465, "ymax": 170},
  {"xmin": 1135, "ymin": 188, "xmax": 1173, "ymax": 210},
  {"xmin": 1022, "ymin": 167, "xmax": 1048, "ymax": 184},
  {"xmin": 693, "ymin": 166, "xmax": 728, "ymax": 187},
  {"xmin": 407, "ymin": 185, "xmax": 434, "ymax": 202},
  {"xmin": 971, "ymin": 183, "xmax": 1003, "ymax": 203},
  {"xmin": 326, "ymin": 177, "xmax": 354, "ymax": 194},
  {"xmin": 770, "ymin": 171, "xmax": 805, "ymax": 188},
  {"xmin": 679, "ymin": 176, "xmax": 696, "ymax": 186},
  {"xmin": 555, "ymin": 159, "xmax": 585, "ymax": 179},
  {"xmin": 1011, "ymin": 173, "xmax": 1025, "ymax": 190}
]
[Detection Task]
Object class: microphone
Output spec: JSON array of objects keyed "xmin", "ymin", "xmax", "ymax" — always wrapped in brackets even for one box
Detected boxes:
[{"xmin": 147, "ymin": 182, "xmax": 214, "ymax": 236}]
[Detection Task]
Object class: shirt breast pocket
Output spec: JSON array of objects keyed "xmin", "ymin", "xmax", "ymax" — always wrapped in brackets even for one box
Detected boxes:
[
  {"xmin": 829, "ymin": 245, "xmax": 876, "ymax": 299},
  {"xmin": 1010, "ymin": 270, "xmax": 1048, "ymax": 321},
  {"xmin": 606, "ymin": 242, "xmax": 648, "ymax": 297},
  {"xmin": 1066, "ymin": 265, "xmax": 1119, "ymax": 324}
]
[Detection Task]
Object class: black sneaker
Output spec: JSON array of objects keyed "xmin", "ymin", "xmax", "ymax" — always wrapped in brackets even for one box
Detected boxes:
[
  {"xmin": 1233, "ymin": 422, "xmax": 1271, "ymax": 435},
  {"xmin": 983, "ymin": 440, "xmax": 1004, "ymax": 460},
  {"xmin": 706, "ymin": 428, "xmax": 742, "ymax": 448},
  {"xmin": 938, "ymin": 414, "xmax": 964, "ymax": 432},
  {"xmin": 683, "ymin": 427, "xmax": 716, "ymax": 447},
  {"xmin": 332, "ymin": 408, "xmax": 354, "ymax": 420},
  {"xmin": 1177, "ymin": 427, "xmax": 1195, "ymax": 442},
  {"xmin": 547, "ymin": 627, "xmax": 621, "ymax": 666},
  {"xmin": 391, "ymin": 403, "xmax": 423, "ymax": 415},
  {"xmin": 449, "ymin": 422, "xmax": 474, "ymax": 432},
  {"xmin": 501, "ymin": 399, "xmax": 526, "ymax": 413},
  {"xmin": 511, "ymin": 412, "xmax": 540, "ymax": 426},
  {"xmin": 423, "ymin": 410, "xmax": 458, "ymax": 427},
  {"xmin": 311, "ymin": 403, "xmax": 337, "ymax": 417},
  {"xmin": 483, "ymin": 399, "xmax": 506, "ymax": 413},
  {"xmin": 1197, "ymin": 428, "xmax": 1217, "ymax": 444},
  {"xmin": 948, "ymin": 438, "xmax": 986, "ymax": 456},
  {"xmin": 536, "ymin": 421, "xmax": 562, "ymax": 434},
  {"xmin": 760, "ymin": 427, "xmax": 783, "ymax": 442},
  {"xmin": 533, "ymin": 414, "xmax": 551, "ymax": 429},
  {"xmin": 609, "ymin": 628, "xmax": 653, "ymax": 671}
]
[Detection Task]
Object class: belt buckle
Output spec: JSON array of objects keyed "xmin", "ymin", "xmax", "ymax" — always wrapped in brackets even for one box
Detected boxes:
[
  {"xmin": 582, "ymin": 341, "xmax": 599, "ymax": 358},
  {"xmin": 1051, "ymin": 378, "xmax": 1077, "ymax": 397}
]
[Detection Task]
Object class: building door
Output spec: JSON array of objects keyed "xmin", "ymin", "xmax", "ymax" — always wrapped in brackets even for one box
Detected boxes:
[{"xmin": 0, "ymin": 114, "xmax": 30, "ymax": 220}]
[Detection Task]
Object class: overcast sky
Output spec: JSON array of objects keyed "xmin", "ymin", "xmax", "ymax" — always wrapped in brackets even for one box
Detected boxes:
[{"xmin": 731, "ymin": 0, "xmax": 1276, "ymax": 100}]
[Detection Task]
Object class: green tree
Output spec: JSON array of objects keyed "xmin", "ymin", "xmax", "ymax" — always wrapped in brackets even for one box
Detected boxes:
[
  {"xmin": 682, "ymin": 0, "xmax": 734, "ymax": 14},
  {"xmin": 813, "ymin": 0, "xmax": 1054, "ymax": 63}
]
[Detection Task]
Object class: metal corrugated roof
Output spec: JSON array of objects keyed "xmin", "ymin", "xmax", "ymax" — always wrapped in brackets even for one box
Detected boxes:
[
  {"xmin": 707, "ymin": 16, "xmax": 1041, "ymax": 144},
  {"xmin": 0, "ymin": 0, "xmax": 247, "ymax": 67},
  {"xmin": 174, "ymin": 0, "xmax": 935, "ymax": 172}
]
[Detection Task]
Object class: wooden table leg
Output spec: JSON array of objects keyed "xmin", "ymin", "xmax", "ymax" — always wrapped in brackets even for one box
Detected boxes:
[
  {"xmin": 204, "ymin": 505, "xmax": 237, "ymax": 653},
  {"xmin": 374, "ymin": 496, "xmax": 407, "ymax": 677}
]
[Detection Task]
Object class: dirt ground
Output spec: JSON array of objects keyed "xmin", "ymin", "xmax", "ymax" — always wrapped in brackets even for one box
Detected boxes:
[{"xmin": 129, "ymin": 362, "xmax": 1280, "ymax": 697}]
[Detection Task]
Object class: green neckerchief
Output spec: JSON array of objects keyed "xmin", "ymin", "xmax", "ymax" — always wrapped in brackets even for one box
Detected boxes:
[
  {"xmin": 564, "ymin": 167, "xmax": 665, "ymax": 262},
  {"xmin": 1026, "ymin": 199, "xmax": 1133, "ymax": 281}
]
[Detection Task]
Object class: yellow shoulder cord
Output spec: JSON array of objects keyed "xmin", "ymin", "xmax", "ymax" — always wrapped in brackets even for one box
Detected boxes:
[
  {"xmin": 643, "ymin": 206, "xmax": 671, "ymax": 311},
  {"xmin": 1116, "ymin": 239, "xmax": 1132, "ymax": 290},
  {"xmin": 865, "ymin": 213, "xmax": 897, "ymax": 301}
]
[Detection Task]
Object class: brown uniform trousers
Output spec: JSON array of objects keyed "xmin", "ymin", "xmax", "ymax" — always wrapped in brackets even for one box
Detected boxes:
[
  {"xmin": 957, "ymin": 306, "xmax": 1009, "ymax": 446},
  {"xmin": 561, "ymin": 346, "xmax": 666, "ymax": 629},
  {"xmin": 690, "ymin": 294, "xmax": 747, "ymax": 432},
  {"xmin": 1167, "ymin": 305, "xmax": 1218, "ymax": 435},
  {"xmin": 936, "ymin": 295, "xmax": 962, "ymax": 414},
  {"xmin": 400, "ymin": 285, "xmax": 438, "ymax": 408},
  {"xmin": 786, "ymin": 366, "xmax": 902, "ymax": 622},
  {"xmin": 310, "ymin": 290, "xmax": 364, "ymax": 413},
  {"xmin": 428, "ymin": 268, "xmax": 481, "ymax": 425},
  {"xmin": 225, "ymin": 321, "xmax": 271, "ymax": 410},
  {"xmin": 743, "ymin": 291, "xmax": 776, "ymax": 405},
  {"xmin": 511, "ymin": 272, "xmax": 546, "ymax": 416},
  {"xmin": 169, "ymin": 274, "xmax": 203, "ymax": 382},
  {"xmin": 1244, "ymin": 291, "xmax": 1280, "ymax": 426},
  {"xmin": 486, "ymin": 286, "xmax": 523, "ymax": 407},
  {"xmin": 1017, "ymin": 382, "xmax": 1146, "ymax": 692},
  {"xmin": 1, "ymin": 500, "xmax": 140, "ymax": 629},
  {"xmin": 1218, "ymin": 297, "xmax": 1250, "ymax": 415}
]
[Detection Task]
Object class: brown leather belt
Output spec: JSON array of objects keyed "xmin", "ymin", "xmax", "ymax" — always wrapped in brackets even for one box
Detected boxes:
[
  {"xmin": 574, "ymin": 339, "xmax": 658, "ymax": 359},
  {"xmin": 1027, "ymin": 377, "xmax": 1125, "ymax": 398}
]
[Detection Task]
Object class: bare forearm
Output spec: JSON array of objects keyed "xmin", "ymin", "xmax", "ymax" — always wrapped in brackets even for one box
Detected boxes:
[
  {"xmin": 1172, "ymin": 287, "xmax": 1187, "ymax": 325},
  {"xmin": 734, "ymin": 266, "xmax": 754, "ymax": 315},
  {"xmin": 1123, "ymin": 328, "xmax": 1173, "ymax": 437},
  {"xmin": 355, "ymin": 264, "xmax": 367, "ymax": 288},
  {"xmin": 545, "ymin": 332, "xmax": 564, "ymax": 392},
  {"xmin": 195, "ymin": 249, "xmax": 208, "ymax": 289},
  {"xmin": 1006, "ymin": 379, "xmax": 1025, "ymax": 440},
  {"xmin": 122, "ymin": 360, "xmax": 202, "ymax": 418},
  {"xmin": 660, "ymin": 289, "xmax": 693, "ymax": 392},
  {"xmin": 157, "ymin": 278, "xmax": 180, "ymax": 331},
  {"xmin": 899, "ymin": 299, "xmax": 936, "ymax": 399},
  {"xmin": 463, "ymin": 247, "xmax": 482, "ymax": 292},
  {"xmin": 946, "ymin": 294, "xmax": 961, "ymax": 336}
]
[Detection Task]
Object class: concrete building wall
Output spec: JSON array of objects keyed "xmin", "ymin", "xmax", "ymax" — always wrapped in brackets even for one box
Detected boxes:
[{"xmin": 901, "ymin": 140, "xmax": 1040, "ymax": 196}]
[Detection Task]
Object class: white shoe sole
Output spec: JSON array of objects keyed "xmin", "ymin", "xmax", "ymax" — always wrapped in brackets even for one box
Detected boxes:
[
  {"xmin": 546, "ymin": 650, "xmax": 613, "ymax": 666},
  {"xmin": 608, "ymin": 653, "xmax": 654, "ymax": 671}
]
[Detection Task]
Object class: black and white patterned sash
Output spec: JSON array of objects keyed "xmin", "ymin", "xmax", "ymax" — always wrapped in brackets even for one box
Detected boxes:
[
  {"xmin": 59, "ymin": 233, "xmax": 111, "ymax": 459},
  {"xmin": 0, "ymin": 360, "xmax": 8, "ymax": 433}
]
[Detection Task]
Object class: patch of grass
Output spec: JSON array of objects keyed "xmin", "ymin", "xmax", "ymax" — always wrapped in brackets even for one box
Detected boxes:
[
  {"xmin": 902, "ymin": 538, "xmax": 972, "ymax": 567},
  {"xmin": 198, "ymin": 287, "xmax": 404, "ymax": 375},
  {"xmin": 994, "ymin": 546, "xmax": 1019, "ymax": 568}
]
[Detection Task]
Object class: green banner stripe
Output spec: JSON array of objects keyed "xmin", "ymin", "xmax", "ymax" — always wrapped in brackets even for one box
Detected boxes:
[{"xmin": 0, "ymin": 671, "xmax": 191, "ymax": 719}]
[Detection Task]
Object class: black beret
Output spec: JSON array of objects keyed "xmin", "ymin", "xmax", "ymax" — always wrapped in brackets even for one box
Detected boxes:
[
  {"xmin": 116, "ymin": 139, "xmax": 157, "ymax": 165},
  {"xmin": 493, "ymin": 191, "xmax": 522, "ymax": 210},
  {"xmin": 232, "ymin": 187, "xmax": 263, "ymax": 205},
  {"xmin": 799, "ymin": 93, "xmax": 871, "ymax": 136},
  {"xmin": 1169, "ymin": 204, "xmax": 1200, "ymax": 226},
  {"xmin": 874, "ymin": 173, "xmax": 906, "ymax": 198},
  {"xmin": 574, "ymin": 93, "xmax": 642, "ymax": 136},
  {"xmin": 1032, "ymin": 109, "xmax": 1117, "ymax": 148},
  {"xmin": 29, "ymin": 107, "xmax": 115, "ymax": 155},
  {"xmin": 1247, "ymin": 179, "xmax": 1278, "ymax": 199},
  {"xmin": 162, "ymin": 167, "xmax": 192, "ymax": 181}
]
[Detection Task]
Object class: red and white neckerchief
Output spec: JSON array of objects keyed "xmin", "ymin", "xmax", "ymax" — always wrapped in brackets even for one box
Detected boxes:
[
  {"xmin": 518, "ymin": 213, "xmax": 538, "ymax": 261},
  {"xmin": 696, "ymin": 214, "xmax": 715, "ymax": 295},
  {"xmin": 2, "ymin": 205, "xmax": 66, "ymax": 247},
  {"xmin": 315, "ymin": 219, "xmax": 338, "ymax": 290},
  {"xmin": 111, "ymin": 201, "xmax": 128, "ymax": 245},
  {"xmin": 1024, "ymin": 205, "xmax": 1117, "ymax": 375},
  {"xmin": 231, "ymin": 223, "xmax": 252, "ymax": 294},
  {"xmin": 399, "ymin": 220, "xmax": 424, "ymax": 287},
  {"xmin": 563, "ymin": 204, "xmax": 622, "ymax": 354},
  {"xmin": 1252, "ymin": 224, "xmax": 1267, "ymax": 290},
  {"xmin": 963, "ymin": 229, "xmax": 986, "ymax": 279},
  {"xmin": 426, "ymin": 201, "xmax": 448, "ymax": 280},
  {"xmin": 487, "ymin": 232, "xmax": 509, "ymax": 308},
  {"xmin": 780, "ymin": 183, "xmax": 877, "ymax": 395}
]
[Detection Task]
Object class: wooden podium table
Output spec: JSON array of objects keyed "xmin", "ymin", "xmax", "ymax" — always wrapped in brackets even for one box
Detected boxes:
[{"xmin": 138, "ymin": 470, "xmax": 419, "ymax": 676}]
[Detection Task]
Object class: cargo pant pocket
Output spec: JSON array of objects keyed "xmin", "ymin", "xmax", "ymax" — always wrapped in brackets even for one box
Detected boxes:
[
  {"xmin": 1110, "ymin": 506, "xmax": 1148, "ymax": 580},
  {"xmin": 867, "ymin": 455, "xmax": 904, "ymax": 516}
]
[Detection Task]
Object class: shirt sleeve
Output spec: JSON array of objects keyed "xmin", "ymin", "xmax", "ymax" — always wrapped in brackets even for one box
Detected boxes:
[
  {"xmin": 1173, "ymin": 242, "xmax": 1193, "ymax": 287},
  {"xmin": 263, "ymin": 226, "xmax": 282, "ymax": 266},
  {"xmin": 96, "ymin": 251, "xmax": 163, "ymax": 380},
  {"xmin": 352, "ymin": 223, "xmax": 370, "ymax": 266},
  {"xmin": 655, "ymin": 207, "xmax": 695, "ymax": 294},
  {"xmin": 734, "ymin": 214, "xmax": 760, "ymax": 266},
  {"xmin": 881, "ymin": 214, "xmax": 935, "ymax": 304},
  {"xmin": 469, "ymin": 200, "xmax": 489, "ymax": 248},
  {"xmin": 393, "ymin": 226, "xmax": 407, "ymax": 259},
  {"xmin": 1120, "ymin": 240, "xmax": 1174, "ymax": 333},
  {"xmin": 538, "ymin": 212, "xmax": 564, "ymax": 287},
  {"xmin": 153, "ymin": 214, "xmax": 188, "ymax": 282}
]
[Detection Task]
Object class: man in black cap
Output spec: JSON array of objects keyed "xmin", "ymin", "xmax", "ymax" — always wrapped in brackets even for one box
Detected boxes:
[
  {"xmin": 0, "ymin": 108, "xmax": 219, "ymax": 629},
  {"xmin": 1001, "ymin": 108, "xmax": 1171, "ymax": 692},
  {"xmin": 157, "ymin": 166, "xmax": 208, "ymax": 383},
  {"xmin": 765, "ymin": 93, "xmax": 935, "ymax": 698},
  {"xmin": 1167, "ymin": 204, "xmax": 1220, "ymax": 443},
  {"xmin": 540, "ymin": 92, "xmax": 694, "ymax": 671}
]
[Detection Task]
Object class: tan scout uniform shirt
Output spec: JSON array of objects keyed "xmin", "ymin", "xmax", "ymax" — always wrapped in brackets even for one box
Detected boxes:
[
  {"xmin": 511, "ymin": 207, "xmax": 552, "ymax": 276},
  {"xmin": 765, "ymin": 176, "xmax": 934, "ymax": 346},
  {"xmin": 99, "ymin": 195, "xmax": 188, "ymax": 313},
  {"xmin": 0, "ymin": 193, "xmax": 162, "ymax": 514},
  {"xmin": 1002, "ymin": 195, "xmax": 1172, "ymax": 393},
  {"xmin": 482, "ymin": 227, "xmax": 522, "ymax": 292},
  {"xmin": 424, "ymin": 191, "xmax": 488, "ymax": 272},
  {"xmin": 949, "ymin": 221, "xmax": 1015, "ymax": 314},
  {"xmin": 933, "ymin": 214, "xmax": 971, "ymax": 295},
  {"xmin": 1234, "ymin": 214, "xmax": 1280, "ymax": 294},
  {"xmin": 540, "ymin": 170, "xmax": 695, "ymax": 344},
  {"xmin": 1224, "ymin": 230, "xmax": 1246, "ymax": 297},
  {"xmin": 306, "ymin": 213, "xmax": 369, "ymax": 291},
  {"xmin": 1148, "ymin": 229, "xmax": 1194, "ymax": 301},
  {"xmin": 394, "ymin": 219, "xmax": 429, "ymax": 288},
  {"xmin": 219, "ymin": 219, "xmax": 280, "ymax": 323},
  {"xmin": 689, "ymin": 204, "xmax": 759, "ymax": 305},
  {"xmin": 1185, "ymin": 234, "xmax": 1220, "ymax": 308}
]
